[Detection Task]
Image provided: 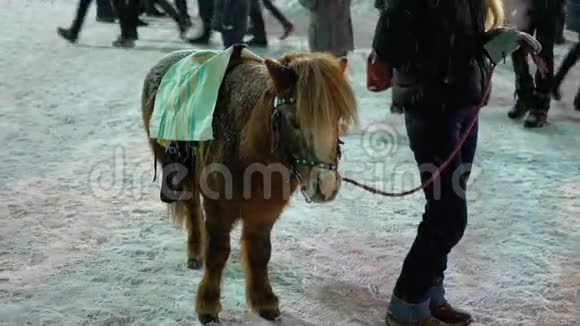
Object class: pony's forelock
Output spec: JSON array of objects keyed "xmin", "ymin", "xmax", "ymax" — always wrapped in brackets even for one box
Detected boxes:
[{"xmin": 281, "ymin": 53, "xmax": 358, "ymax": 141}]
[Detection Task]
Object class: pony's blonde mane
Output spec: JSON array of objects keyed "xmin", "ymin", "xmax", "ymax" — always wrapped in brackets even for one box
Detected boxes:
[
  {"xmin": 484, "ymin": 0, "xmax": 504, "ymax": 31},
  {"xmin": 280, "ymin": 53, "xmax": 358, "ymax": 140}
]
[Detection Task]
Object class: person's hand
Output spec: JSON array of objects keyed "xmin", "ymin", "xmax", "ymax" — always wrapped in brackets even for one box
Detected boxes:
[{"xmin": 483, "ymin": 27, "xmax": 542, "ymax": 64}]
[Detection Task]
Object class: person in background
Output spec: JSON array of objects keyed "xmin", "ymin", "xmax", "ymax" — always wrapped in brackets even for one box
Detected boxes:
[
  {"xmin": 218, "ymin": 0, "xmax": 250, "ymax": 48},
  {"xmin": 509, "ymin": 0, "xmax": 557, "ymax": 128},
  {"xmin": 553, "ymin": 0, "xmax": 580, "ymax": 111},
  {"xmin": 299, "ymin": 0, "xmax": 353, "ymax": 57},
  {"xmin": 111, "ymin": 0, "xmax": 140, "ymax": 47},
  {"xmin": 372, "ymin": 0, "xmax": 541, "ymax": 324},
  {"xmin": 175, "ymin": 0, "xmax": 193, "ymax": 27},
  {"xmin": 555, "ymin": 0, "xmax": 567, "ymax": 44},
  {"xmin": 247, "ymin": 0, "xmax": 294, "ymax": 46},
  {"xmin": 145, "ymin": 0, "xmax": 193, "ymax": 36},
  {"xmin": 188, "ymin": 0, "xmax": 215, "ymax": 44},
  {"xmin": 58, "ymin": 0, "xmax": 117, "ymax": 43},
  {"xmin": 96, "ymin": 0, "xmax": 116, "ymax": 22}
]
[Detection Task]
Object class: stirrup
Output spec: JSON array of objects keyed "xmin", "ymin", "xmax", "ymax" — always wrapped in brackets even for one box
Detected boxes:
[{"xmin": 159, "ymin": 141, "xmax": 191, "ymax": 203}]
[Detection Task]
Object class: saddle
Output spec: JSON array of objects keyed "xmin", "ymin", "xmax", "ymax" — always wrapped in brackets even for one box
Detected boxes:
[{"xmin": 159, "ymin": 44, "xmax": 248, "ymax": 203}]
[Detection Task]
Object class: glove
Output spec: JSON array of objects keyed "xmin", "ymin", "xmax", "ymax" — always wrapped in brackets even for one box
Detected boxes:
[{"xmin": 483, "ymin": 27, "xmax": 542, "ymax": 64}]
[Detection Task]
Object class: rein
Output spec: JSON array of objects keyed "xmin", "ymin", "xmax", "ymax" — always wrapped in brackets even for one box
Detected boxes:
[
  {"xmin": 343, "ymin": 53, "xmax": 547, "ymax": 198},
  {"xmin": 270, "ymin": 96, "xmax": 340, "ymax": 172},
  {"xmin": 342, "ymin": 64, "xmax": 497, "ymax": 197},
  {"xmin": 269, "ymin": 53, "xmax": 544, "ymax": 199}
]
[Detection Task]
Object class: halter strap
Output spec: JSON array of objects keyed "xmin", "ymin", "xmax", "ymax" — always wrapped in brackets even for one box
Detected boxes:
[{"xmin": 270, "ymin": 96, "xmax": 342, "ymax": 173}]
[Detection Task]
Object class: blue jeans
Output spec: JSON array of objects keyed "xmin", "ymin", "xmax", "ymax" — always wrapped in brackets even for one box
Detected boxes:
[{"xmin": 388, "ymin": 107, "xmax": 479, "ymax": 322}]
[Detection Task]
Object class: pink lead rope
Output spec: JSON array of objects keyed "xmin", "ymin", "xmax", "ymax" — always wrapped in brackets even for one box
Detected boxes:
[{"xmin": 342, "ymin": 53, "xmax": 548, "ymax": 198}]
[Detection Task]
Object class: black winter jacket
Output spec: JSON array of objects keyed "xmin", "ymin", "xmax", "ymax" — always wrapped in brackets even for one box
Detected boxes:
[{"xmin": 372, "ymin": 0, "xmax": 492, "ymax": 111}]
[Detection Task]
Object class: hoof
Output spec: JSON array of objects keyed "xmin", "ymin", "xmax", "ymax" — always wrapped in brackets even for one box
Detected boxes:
[
  {"xmin": 187, "ymin": 258, "xmax": 203, "ymax": 270},
  {"xmin": 199, "ymin": 314, "xmax": 220, "ymax": 325},
  {"xmin": 258, "ymin": 308, "xmax": 281, "ymax": 321}
]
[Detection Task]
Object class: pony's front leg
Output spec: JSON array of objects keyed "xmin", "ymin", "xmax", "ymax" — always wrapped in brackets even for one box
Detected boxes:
[
  {"xmin": 241, "ymin": 220, "xmax": 280, "ymax": 320},
  {"xmin": 185, "ymin": 196, "xmax": 204, "ymax": 270},
  {"xmin": 195, "ymin": 200, "xmax": 237, "ymax": 325}
]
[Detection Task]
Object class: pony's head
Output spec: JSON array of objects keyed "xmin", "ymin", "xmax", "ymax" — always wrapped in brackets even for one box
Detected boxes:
[{"xmin": 265, "ymin": 53, "xmax": 357, "ymax": 203}]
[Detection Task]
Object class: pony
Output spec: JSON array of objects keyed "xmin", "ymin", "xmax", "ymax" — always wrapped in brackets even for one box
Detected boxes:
[{"xmin": 141, "ymin": 48, "xmax": 357, "ymax": 324}]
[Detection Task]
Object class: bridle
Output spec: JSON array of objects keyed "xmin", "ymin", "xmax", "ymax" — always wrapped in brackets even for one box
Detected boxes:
[{"xmin": 270, "ymin": 95, "xmax": 343, "ymax": 201}]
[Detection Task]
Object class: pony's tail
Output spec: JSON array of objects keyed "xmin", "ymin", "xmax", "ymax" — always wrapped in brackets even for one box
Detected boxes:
[
  {"xmin": 168, "ymin": 155, "xmax": 203, "ymax": 231},
  {"xmin": 167, "ymin": 155, "xmax": 205, "ymax": 266},
  {"xmin": 484, "ymin": 0, "xmax": 505, "ymax": 31}
]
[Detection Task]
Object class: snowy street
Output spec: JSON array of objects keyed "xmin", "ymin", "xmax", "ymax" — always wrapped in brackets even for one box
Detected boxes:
[{"xmin": 0, "ymin": 1, "xmax": 579, "ymax": 325}]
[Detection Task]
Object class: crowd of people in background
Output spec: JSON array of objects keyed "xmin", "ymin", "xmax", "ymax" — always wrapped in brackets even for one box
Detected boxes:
[
  {"xmin": 57, "ymin": 0, "xmax": 580, "ymax": 125},
  {"xmin": 57, "ymin": 0, "xmax": 295, "ymax": 48}
]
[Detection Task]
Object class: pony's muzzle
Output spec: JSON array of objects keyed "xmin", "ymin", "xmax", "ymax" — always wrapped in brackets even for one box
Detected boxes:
[{"xmin": 304, "ymin": 169, "xmax": 341, "ymax": 203}]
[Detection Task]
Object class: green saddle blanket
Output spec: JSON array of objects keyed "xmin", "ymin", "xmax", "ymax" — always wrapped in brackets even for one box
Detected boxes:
[{"xmin": 149, "ymin": 46, "xmax": 262, "ymax": 145}]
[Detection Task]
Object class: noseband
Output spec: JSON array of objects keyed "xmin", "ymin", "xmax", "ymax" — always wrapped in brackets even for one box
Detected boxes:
[{"xmin": 270, "ymin": 95, "xmax": 342, "ymax": 174}]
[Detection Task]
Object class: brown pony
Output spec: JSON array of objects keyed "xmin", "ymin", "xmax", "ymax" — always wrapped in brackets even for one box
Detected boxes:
[{"xmin": 141, "ymin": 48, "xmax": 357, "ymax": 324}]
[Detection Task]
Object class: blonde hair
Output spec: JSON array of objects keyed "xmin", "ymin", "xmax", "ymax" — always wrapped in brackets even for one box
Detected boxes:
[{"xmin": 484, "ymin": 0, "xmax": 504, "ymax": 31}]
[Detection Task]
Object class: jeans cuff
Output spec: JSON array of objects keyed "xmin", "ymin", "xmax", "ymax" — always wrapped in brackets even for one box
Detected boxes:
[
  {"xmin": 428, "ymin": 284, "xmax": 446, "ymax": 307},
  {"xmin": 388, "ymin": 293, "xmax": 431, "ymax": 322}
]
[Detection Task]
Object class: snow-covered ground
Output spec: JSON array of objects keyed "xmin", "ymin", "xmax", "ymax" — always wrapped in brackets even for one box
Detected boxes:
[{"xmin": 1, "ymin": 1, "xmax": 579, "ymax": 325}]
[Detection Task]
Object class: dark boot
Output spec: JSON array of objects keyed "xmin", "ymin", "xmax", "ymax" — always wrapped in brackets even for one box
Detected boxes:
[
  {"xmin": 508, "ymin": 98, "xmax": 530, "ymax": 119},
  {"xmin": 430, "ymin": 301, "xmax": 473, "ymax": 326},
  {"xmin": 112, "ymin": 35, "xmax": 136, "ymax": 48},
  {"xmin": 188, "ymin": 31, "xmax": 210, "ymax": 44},
  {"xmin": 574, "ymin": 90, "xmax": 580, "ymax": 111},
  {"xmin": 524, "ymin": 109, "xmax": 548, "ymax": 128},
  {"xmin": 58, "ymin": 0, "xmax": 92, "ymax": 43},
  {"xmin": 57, "ymin": 27, "xmax": 78, "ymax": 43}
]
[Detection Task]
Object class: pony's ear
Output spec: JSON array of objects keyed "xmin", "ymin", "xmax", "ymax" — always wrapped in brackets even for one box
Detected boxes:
[
  {"xmin": 265, "ymin": 58, "xmax": 294, "ymax": 93},
  {"xmin": 338, "ymin": 57, "xmax": 348, "ymax": 75}
]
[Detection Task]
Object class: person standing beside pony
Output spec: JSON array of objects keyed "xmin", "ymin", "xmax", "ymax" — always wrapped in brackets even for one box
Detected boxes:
[
  {"xmin": 298, "ymin": 0, "xmax": 353, "ymax": 57},
  {"xmin": 371, "ymin": 0, "xmax": 542, "ymax": 324}
]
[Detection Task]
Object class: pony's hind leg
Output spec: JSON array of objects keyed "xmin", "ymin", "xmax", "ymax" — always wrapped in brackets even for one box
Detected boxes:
[
  {"xmin": 195, "ymin": 200, "xmax": 238, "ymax": 325},
  {"xmin": 241, "ymin": 205, "xmax": 283, "ymax": 321}
]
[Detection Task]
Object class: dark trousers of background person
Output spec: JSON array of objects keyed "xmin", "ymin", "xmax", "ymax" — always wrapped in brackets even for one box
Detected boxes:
[
  {"xmin": 174, "ymin": 0, "xmax": 191, "ymax": 23},
  {"xmin": 147, "ymin": 0, "xmax": 187, "ymax": 30},
  {"xmin": 113, "ymin": 0, "xmax": 140, "ymax": 39},
  {"xmin": 249, "ymin": 0, "xmax": 292, "ymax": 40},
  {"xmin": 512, "ymin": 10, "xmax": 556, "ymax": 113},
  {"xmin": 554, "ymin": 36, "xmax": 580, "ymax": 108},
  {"xmin": 221, "ymin": 0, "xmax": 250, "ymax": 47},
  {"xmin": 96, "ymin": 0, "xmax": 116, "ymax": 19},
  {"xmin": 555, "ymin": 0, "xmax": 566, "ymax": 42},
  {"xmin": 194, "ymin": 0, "xmax": 214, "ymax": 40},
  {"xmin": 262, "ymin": 0, "xmax": 292, "ymax": 28},
  {"xmin": 392, "ymin": 107, "xmax": 478, "ymax": 309},
  {"xmin": 66, "ymin": 0, "xmax": 94, "ymax": 37},
  {"xmin": 249, "ymin": 0, "xmax": 267, "ymax": 42}
]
